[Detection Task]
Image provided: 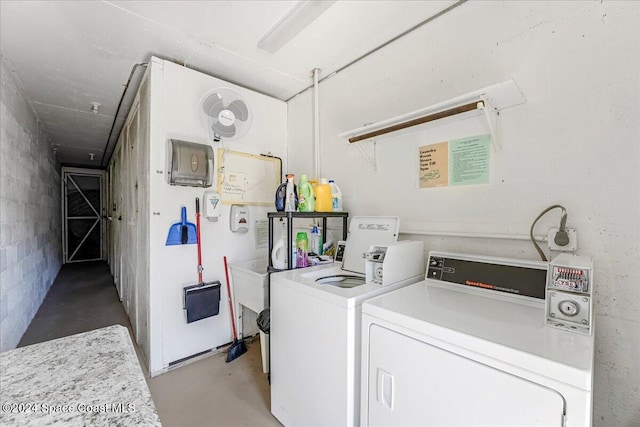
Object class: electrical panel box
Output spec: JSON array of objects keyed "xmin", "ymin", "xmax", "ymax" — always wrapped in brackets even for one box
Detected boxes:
[
  {"xmin": 545, "ymin": 253, "xmax": 594, "ymax": 335},
  {"xmin": 168, "ymin": 139, "xmax": 214, "ymax": 187}
]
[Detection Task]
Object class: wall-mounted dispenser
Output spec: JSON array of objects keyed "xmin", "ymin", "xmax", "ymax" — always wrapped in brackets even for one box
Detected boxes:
[
  {"xmin": 203, "ymin": 191, "xmax": 221, "ymax": 222},
  {"xmin": 230, "ymin": 205, "xmax": 249, "ymax": 234},
  {"xmin": 168, "ymin": 139, "xmax": 214, "ymax": 187}
]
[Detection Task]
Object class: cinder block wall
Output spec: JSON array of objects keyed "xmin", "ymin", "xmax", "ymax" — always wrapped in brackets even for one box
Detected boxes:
[{"xmin": 0, "ymin": 56, "xmax": 62, "ymax": 351}]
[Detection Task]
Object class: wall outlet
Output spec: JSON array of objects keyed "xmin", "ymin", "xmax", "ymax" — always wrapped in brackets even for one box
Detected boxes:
[{"xmin": 547, "ymin": 228, "xmax": 577, "ymax": 251}]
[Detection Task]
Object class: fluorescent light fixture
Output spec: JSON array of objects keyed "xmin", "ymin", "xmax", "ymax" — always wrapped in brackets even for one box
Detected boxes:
[{"xmin": 258, "ymin": 0, "xmax": 336, "ymax": 53}]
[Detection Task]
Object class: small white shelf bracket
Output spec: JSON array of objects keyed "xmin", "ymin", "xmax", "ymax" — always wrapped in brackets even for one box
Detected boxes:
[
  {"xmin": 355, "ymin": 139, "xmax": 377, "ymax": 171},
  {"xmin": 478, "ymin": 97, "xmax": 501, "ymax": 152}
]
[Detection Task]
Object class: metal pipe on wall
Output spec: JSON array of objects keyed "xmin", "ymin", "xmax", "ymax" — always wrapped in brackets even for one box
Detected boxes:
[
  {"xmin": 285, "ymin": 1, "xmax": 468, "ymax": 103},
  {"xmin": 313, "ymin": 68, "xmax": 320, "ymax": 179},
  {"xmin": 100, "ymin": 62, "xmax": 148, "ymax": 167},
  {"xmin": 400, "ymin": 229, "xmax": 548, "ymax": 242}
]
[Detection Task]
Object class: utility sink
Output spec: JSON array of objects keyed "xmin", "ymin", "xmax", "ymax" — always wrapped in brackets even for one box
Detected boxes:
[
  {"xmin": 229, "ymin": 258, "xmax": 269, "ymax": 373},
  {"xmin": 229, "ymin": 258, "xmax": 268, "ymax": 314}
]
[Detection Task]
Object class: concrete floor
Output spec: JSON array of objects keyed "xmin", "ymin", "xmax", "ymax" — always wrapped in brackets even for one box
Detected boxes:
[
  {"xmin": 18, "ymin": 261, "xmax": 280, "ymax": 427},
  {"xmin": 19, "ymin": 261, "xmax": 130, "ymax": 346}
]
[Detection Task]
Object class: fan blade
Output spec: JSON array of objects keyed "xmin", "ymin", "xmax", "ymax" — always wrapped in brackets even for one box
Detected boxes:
[
  {"xmin": 228, "ymin": 100, "xmax": 249, "ymax": 121},
  {"xmin": 212, "ymin": 120, "xmax": 236, "ymax": 138},
  {"xmin": 203, "ymin": 93, "xmax": 225, "ymax": 118}
]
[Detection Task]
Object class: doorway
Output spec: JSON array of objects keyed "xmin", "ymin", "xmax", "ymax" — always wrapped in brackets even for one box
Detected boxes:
[{"xmin": 62, "ymin": 168, "xmax": 106, "ymax": 263}]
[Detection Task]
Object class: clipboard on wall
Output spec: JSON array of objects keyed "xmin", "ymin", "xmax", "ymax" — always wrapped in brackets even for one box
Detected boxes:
[{"xmin": 217, "ymin": 149, "xmax": 281, "ymax": 206}]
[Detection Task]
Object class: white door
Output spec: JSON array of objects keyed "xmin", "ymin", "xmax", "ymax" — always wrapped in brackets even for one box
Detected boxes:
[
  {"xmin": 366, "ymin": 325, "xmax": 565, "ymax": 427},
  {"xmin": 62, "ymin": 168, "xmax": 106, "ymax": 263},
  {"xmin": 125, "ymin": 102, "xmax": 139, "ymax": 338},
  {"xmin": 109, "ymin": 143, "xmax": 123, "ymax": 298}
]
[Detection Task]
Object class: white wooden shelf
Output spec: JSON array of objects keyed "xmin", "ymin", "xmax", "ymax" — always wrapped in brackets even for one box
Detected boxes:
[{"xmin": 338, "ymin": 79, "xmax": 526, "ymax": 149}]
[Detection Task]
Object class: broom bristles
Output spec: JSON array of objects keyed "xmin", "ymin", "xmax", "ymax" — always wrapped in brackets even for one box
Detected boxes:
[{"xmin": 226, "ymin": 339, "xmax": 248, "ymax": 363}]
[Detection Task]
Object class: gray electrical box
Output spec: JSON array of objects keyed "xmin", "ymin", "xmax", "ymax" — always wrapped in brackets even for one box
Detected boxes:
[{"xmin": 168, "ymin": 139, "xmax": 214, "ymax": 187}]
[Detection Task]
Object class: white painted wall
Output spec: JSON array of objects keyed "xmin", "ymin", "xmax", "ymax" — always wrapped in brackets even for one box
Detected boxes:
[
  {"xmin": 0, "ymin": 56, "xmax": 62, "ymax": 351},
  {"xmin": 145, "ymin": 59, "xmax": 287, "ymax": 374},
  {"xmin": 287, "ymin": 1, "xmax": 639, "ymax": 425}
]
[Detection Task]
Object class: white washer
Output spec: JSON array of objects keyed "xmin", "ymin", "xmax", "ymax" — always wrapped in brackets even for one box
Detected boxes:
[
  {"xmin": 270, "ymin": 264, "xmax": 424, "ymax": 427},
  {"xmin": 270, "ymin": 234, "xmax": 424, "ymax": 426},
  {"xmin": 271, "ymin": 216, "xmax": 409, "ymax": 427},
  {"xmin": 360, "ymin": 252, "xmax": 595, "ymax": 427}
]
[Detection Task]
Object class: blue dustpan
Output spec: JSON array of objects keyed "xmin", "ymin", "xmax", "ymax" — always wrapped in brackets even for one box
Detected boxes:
[{"xmin": 166, "ymin": 206, "xmax": 198, "ymax": 245}]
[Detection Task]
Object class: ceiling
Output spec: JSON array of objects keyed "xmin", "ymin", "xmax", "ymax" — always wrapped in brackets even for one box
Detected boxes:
[{"xmin": 0, "ymin": 0, "xmax": 462, "ymax": 168}]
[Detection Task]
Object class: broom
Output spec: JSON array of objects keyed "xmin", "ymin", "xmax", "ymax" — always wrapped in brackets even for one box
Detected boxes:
[{"xmin": 223, "ymin": 255, "xmax": 247, "ymax": 362}]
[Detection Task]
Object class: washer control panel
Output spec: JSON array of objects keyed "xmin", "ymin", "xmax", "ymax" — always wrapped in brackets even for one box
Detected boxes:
[{"xmin": 546, "ymin": 254, "xmax": 593, "ymax": 335}]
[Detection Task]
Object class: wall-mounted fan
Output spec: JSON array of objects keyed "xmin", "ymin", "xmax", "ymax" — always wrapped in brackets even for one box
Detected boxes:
[{"xmin": 200, "ymin": 88, "xmax": 252, "ymax": 142}]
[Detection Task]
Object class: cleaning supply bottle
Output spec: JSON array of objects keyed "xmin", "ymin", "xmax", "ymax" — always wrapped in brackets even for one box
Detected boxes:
[
  {"xmin": 314, "ymin": 178, "xmax": 332, "ymax": 212},
  {"xmin": 284, "ymin": 174, "xmax": 297, "ymax": 212},
  {"xmin": 291, "ymin": 245, "xmax": 297, "ymax": 269},
  {"xmin": 297, "ymin": 174, "xmax": 315, "ymax": 212},
  {"xmin": 329, "ymin": 179, "xmax": 342, "ymax": 211},
  {"xmin": 310, "ymin": 179, "xmax": 319, "ymax": 209},
  {"xmin": 275, "ymin": 181, "xmax": 287, "ymax": 211},
  {"xmin": 310, "ymin": 225, "xmax": 323, "ymax": 256},
  {"xmin": 296, "ymin": 232, "xmax": 309, "ymax": 268},
  {"xmin": 271, "ymin": 221, "xmax": 287, "ymax": 269}
]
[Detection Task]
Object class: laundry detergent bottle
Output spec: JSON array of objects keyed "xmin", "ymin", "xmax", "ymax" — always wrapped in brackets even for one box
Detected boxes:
[
  {"xmin": 271, "ymin": 221, "xmax": 287, "ymax": 269},
  {"xmin": 297, "ymin": 174, "xmax": 315, "ymax": 212},
  {"xmin": 275, "ymin": 181, "xmax": 287, "ymax": 211},
  {"xmin": 329, "ymin": 179, "xmax": 342, "ymax": 211},
  {"xmin": 296, "ymin": 232, "xmax": 309, "ymax": 268},
  {"xmin": 314, "ymin": 178, "xmax": 332, "ymax": 212}
]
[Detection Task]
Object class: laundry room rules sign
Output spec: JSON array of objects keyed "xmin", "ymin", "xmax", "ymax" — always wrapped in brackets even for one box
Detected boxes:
[{"xmin": 419, "ymin": 134, "xmax": 490, "ymax": 188}]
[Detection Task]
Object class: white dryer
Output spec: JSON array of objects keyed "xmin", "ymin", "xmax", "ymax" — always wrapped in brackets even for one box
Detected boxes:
[
  {"xmin": 360, "ymin": 252, "xmax": 595, "ymax": 427},
  {"xmin": 271, "ymin": 217, "xmax": 426, "ymax": 427}
]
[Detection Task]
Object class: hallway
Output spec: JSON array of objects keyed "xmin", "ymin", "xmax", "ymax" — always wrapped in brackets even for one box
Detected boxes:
[
  {"xmin": 18, "ymin": 262, "xmax": 129, "ymax": 347},
  {"xmin": 15, "ymin": 262, "xmax": 279, "ymax": 427}
]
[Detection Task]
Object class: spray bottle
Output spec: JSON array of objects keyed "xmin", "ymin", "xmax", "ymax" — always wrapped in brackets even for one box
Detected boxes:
[{"xmin": 310, "ymin": 225, "xmax": 323, "ymax": 256}]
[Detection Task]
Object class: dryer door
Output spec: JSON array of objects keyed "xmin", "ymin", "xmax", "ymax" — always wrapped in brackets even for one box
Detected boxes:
[{"xmin": 365, "ymin": 325, "xmax": 565, "ymax": 426}]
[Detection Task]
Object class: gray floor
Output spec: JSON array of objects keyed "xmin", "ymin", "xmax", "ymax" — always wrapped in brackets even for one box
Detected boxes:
[
  {"xmin": 18, "ymin": 261, "xmax": 280, "ymax": 427},
  {"xmin": 19, "ymin": 261, "xmax": 130, "ymax": 346}
]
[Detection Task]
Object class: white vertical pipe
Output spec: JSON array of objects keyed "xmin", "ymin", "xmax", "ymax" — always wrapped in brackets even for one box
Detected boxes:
[{"xmin": 313, "ymin": 68, "xmax": 320, "ymax": 179}]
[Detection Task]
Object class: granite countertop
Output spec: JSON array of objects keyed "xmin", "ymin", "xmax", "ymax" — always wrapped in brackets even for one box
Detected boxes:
[{"xmin": 0, "ymin": 325, "xmax": 161, "ymax": 426}]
